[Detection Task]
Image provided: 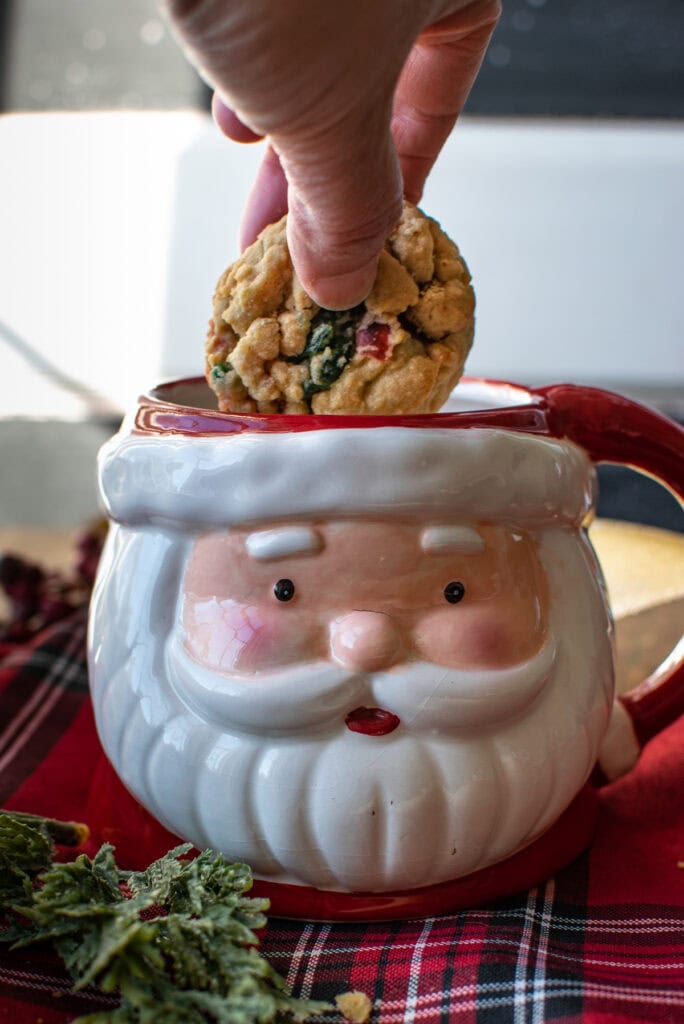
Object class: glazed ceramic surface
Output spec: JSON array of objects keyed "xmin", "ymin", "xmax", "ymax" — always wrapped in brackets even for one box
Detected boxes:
[{"xmin": 88, "ymin": 378, "xmax": 684, "ymax": 902}]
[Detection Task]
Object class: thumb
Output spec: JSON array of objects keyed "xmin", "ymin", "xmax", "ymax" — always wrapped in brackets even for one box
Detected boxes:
[
  {"xmin": 274, "ymin": 105, "xmax": 403, "ymax": 310},
  {"xmin": 163, "ymin": 0, "xmax": 409, "ymax": 309}
]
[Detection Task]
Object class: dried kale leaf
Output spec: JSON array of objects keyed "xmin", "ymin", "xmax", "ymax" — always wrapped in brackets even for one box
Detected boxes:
[
  {"xmin": 288, "ymin": 306, "xmax": 364, "ymax": 401},
  {"xmin": 210, "ymin": 362, "xmax": 232, "ymax": 382}
]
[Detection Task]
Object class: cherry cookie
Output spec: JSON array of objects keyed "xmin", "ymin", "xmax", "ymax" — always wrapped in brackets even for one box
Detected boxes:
[{"xmin": 205, "ymin": 203, "xmax": 475, "ymax": 414}]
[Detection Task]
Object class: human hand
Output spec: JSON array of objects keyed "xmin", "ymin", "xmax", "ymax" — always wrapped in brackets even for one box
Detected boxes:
[{"xmin": 163, "ymin": 0, "xmax": 500, "ymax": 308}]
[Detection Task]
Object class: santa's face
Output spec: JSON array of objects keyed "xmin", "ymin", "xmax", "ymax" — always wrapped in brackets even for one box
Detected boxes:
[
  {"xmin": 182, "ymin": 520, "xmax": 549, "ymax": 679},
  {"xmin": 91, "ymin": 517, "xmax": 613, "ymax": 892},
  {"xmin": 91, "ymin": 399, "xmax": 614, "ymax": 894}
]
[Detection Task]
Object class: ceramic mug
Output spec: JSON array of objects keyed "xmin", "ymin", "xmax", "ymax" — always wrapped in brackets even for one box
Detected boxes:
[{"xmin": 88, "ymin": 377, "xmax": 684, "ymax": 920}]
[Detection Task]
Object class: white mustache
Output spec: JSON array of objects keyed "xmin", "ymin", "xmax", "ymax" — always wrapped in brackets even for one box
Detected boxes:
[
  {"xmin": 372, "ymin": 638, "xmax": 557, "ymax": 733},
  {"xmin": 169, "ymin": 634, "xmax": 557, "ymax": 736},
  {"xmin": 169, "ymin": 637, "xmax": 363, "ymax": 734}
]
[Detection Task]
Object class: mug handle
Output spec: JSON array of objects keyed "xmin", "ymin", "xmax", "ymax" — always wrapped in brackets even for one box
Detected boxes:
[{"xmin": 536, "ymin": 383, "xmax": 684, "ymax": 781}]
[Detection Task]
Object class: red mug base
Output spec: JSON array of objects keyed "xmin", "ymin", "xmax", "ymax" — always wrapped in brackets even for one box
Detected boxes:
[
  {"xmin": 252, "ymin": 785, "xmax": 598, "ymax": 920},
  {"xmin": 86, "ymin": 754, "xmax": 598, "ymax": 921}
]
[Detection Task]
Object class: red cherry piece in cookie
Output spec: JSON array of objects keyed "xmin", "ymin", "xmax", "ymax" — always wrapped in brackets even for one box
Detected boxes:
[
  {"xmin": 345, "ymin": 706, "xmax": 400, "ymax": 736},
  {"xmin": 356, "ymin": 322, "xmax": 391, "ymax": 361}
]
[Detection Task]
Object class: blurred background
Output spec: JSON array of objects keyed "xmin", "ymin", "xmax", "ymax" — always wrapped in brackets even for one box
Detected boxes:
[
  {"xmin": 4, "ymin": 0, "xmax": 683, "ymax": 115},
  {"xmin": 0, "ymin": 0, "xmax": 683, "ymax": 530}
]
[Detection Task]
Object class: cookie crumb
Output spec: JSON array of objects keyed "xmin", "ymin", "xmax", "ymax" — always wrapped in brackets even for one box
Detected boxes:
[{"xmin": 336, "ymin": 990, "xmax": 373, "ymax": 1023}]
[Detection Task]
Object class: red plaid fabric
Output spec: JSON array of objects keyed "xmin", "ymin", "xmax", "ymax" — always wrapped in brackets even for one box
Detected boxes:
[{"xmin": 1, "ymin": 603, "xmax": 683, "ymax": 1023}]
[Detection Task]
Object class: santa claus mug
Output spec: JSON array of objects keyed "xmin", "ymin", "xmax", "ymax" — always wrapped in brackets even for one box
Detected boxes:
[{"xmin": 89, "ymin": 377, "xmax": 684, "ymax": 920}]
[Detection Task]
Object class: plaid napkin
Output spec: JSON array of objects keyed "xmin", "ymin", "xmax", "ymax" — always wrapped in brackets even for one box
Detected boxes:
[{"xmin": 1, "ymin": 545, "xmax": 683, "ymax": 1024}]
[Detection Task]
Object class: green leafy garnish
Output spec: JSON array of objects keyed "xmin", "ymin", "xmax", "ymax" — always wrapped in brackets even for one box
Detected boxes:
[
  {"xmin": 288, "ymin": 307, "xmax": 363, "ymax": 401},
  {"xmin": 2, "ymin": 809, "xmax": 90, "ymax": 846},
  {"xmin": 0, "ymin": 811, "xmax": 331, "ymax": 1024},
  {"xmin": 0, "ymin": 813, "xmax": 53, "ymax": 905}
]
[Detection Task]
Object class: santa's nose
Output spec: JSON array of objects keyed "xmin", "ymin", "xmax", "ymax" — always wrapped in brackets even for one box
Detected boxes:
[{"xmin": 330, "ymin": 611, "xmax": 403, "ymax": 672}]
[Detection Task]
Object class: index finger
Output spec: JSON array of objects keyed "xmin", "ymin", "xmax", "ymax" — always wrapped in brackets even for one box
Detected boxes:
[{"xmin": 391, "ymin": 0, "xmax": 501, "ymax": 204}]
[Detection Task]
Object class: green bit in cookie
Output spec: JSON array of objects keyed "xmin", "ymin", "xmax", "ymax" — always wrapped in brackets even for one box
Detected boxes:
[
  {"xmin": 289, "ymin": 306, "xmax": 363, "ymax": 402},
  {"xmin": 209, "ymin": 362, "xmax": 231, "ymax": 382}
]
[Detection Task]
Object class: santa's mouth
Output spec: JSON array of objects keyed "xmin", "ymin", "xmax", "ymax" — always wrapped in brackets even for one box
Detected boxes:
[{"xmin": 345, "ymin": 706, "xmax": 400, "ymax": 736}]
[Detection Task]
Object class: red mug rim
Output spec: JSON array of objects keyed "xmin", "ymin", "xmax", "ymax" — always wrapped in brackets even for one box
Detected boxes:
[{"xmin": 134, "ymin": 375, "xmax": 559, "ymax": 438}]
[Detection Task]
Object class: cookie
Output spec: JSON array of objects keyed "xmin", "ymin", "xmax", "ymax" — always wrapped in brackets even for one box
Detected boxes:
[{"xmin": 205, "ymin": 202, "xmax": 475, "ymax": 414}]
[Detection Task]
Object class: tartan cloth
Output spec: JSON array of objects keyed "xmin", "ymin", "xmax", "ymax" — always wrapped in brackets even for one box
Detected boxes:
[{"xmin": 1, "ymin": 606, "xmax": 683, "ymax": 1023}]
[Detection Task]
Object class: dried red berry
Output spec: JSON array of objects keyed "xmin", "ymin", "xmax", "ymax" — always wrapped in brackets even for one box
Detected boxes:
[{"xmin": 355, "ymin": 322, "xmax": 391, "ymax": 361}]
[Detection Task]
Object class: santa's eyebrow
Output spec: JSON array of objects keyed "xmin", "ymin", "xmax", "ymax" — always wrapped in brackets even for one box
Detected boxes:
[
  {"xmin": 420, "ymin": 526, "xmax": 485, "ymax": 554},
  {"xmin": 245, "ymin": 526, "xmax": 323, "ymax": 561}
]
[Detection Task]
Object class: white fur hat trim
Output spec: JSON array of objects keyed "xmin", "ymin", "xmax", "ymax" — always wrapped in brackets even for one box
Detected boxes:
[{"xmin": 99, "ymin": 426, "xmax": 595, "ymax": 529}]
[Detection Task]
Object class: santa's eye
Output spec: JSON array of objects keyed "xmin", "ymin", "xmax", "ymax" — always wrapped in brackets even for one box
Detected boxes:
[
  {"xmin": 444, "ymin": 581, "xmax": 465, "ymax": 604},
  {"xmin": 273, "ymin": 578, "xmax": 295, "ymax": 602}
]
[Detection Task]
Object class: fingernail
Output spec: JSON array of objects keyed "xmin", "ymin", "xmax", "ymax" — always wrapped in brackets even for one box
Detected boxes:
[{"xmin": 307, "ymin": 260, "xmax": 378, "ymax": 311}]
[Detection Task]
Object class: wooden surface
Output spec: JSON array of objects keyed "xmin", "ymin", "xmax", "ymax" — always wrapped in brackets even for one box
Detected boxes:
[
  {"xmin": 0, "ymin": 526, "xmax": 78, "ymax": 573},
  {"xmin": 589, "ymin": 519, "xmax": 684, "ymax": 618},
  {"xmin": 1, "ymin": 519, "xmax": 682, "ymax": 697}
]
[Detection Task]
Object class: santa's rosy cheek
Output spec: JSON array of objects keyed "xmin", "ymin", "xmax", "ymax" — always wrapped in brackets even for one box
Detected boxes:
[
  {"xmin": 182, "ymin": 597, "xmax": 322, "ymax": 672},
  {"xmin": 413, "ymin": 603, "xmax": 545, "ymax": 669}
]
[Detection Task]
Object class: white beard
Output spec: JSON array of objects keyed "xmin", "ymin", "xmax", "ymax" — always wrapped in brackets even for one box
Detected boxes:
[{"xmin": 90, "ymin": 524, "xmax": 614, "ymax": 893}]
